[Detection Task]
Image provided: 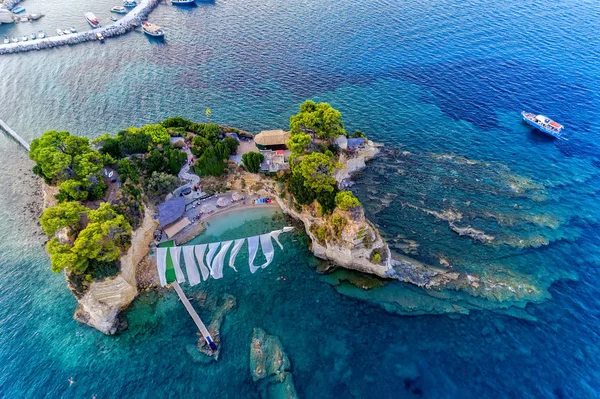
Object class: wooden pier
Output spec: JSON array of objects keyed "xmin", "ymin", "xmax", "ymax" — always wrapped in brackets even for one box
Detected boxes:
[
  {"xmin": 172, "ymin": 281, "xmax": 217, "ymax": 350},
  {"xmin": 0, "ymin": 119, "xmax": 30, "ymax": 151}
]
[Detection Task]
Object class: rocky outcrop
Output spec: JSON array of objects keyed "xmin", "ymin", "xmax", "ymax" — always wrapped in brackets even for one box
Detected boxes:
[
  {"xmin": 250, "ymin": 328, "xmax": 298, "ymax": 399},
  {"xmin": 276, "ymin": 196, "xmax": 391, "ymax": 278},
  {"xmin": 72, "ymin": 208, "xmax": 158, "ymax": 334},
  {"xmin": 334, "ymin": 141, "xmax": 379, "ymax": 187},
  {"xmin": 73, "ymin": 275, "xmax": 136, "ymax": 335}
]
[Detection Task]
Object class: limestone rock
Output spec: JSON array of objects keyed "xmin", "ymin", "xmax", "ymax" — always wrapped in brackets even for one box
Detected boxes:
[
  {"xmin": 250, "ymin": 328, "xmax": 298, "ymax": 399},
  {"xmin": 74, "ymin": 276, "xmax": 136, "ymax": 335}
]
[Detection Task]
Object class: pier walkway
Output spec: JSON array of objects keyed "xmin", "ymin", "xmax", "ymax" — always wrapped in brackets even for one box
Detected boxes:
[
  {"xmin": 172, "ymin": 281, "xmax": 217, "ymax": 350},
  {"xmin": 0, "ymin": 119, "xmax": 29, "ymax": 151},
  {"xmin": 0, "ymin": 0, "xmax": 160, "ymax": 55}
]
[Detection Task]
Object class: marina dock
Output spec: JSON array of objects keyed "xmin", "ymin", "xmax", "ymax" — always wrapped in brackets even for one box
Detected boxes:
[
  {"xmin": 0, "ymin": 119, "xmax": 29, "ymax": 151},
  {"xmin": 0, "ymin": 0, "xmax": 160, "ymax": 55},
  {"xmin": 172, "ymin": 281, "xmax": 217, "ymax": 350}
]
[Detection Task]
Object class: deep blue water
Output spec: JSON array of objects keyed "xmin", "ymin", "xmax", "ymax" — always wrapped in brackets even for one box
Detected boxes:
[{"xmin": 0, "ymin": 0, "xmax": 599, "ymax": 397}]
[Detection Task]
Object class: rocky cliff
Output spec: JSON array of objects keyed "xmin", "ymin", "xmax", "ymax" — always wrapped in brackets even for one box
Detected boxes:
[{"xmin": 73, "ymin": 208, "xmax": 158, "ymax": 334}]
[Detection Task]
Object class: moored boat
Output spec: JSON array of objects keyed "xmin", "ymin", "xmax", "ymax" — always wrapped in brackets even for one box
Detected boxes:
[
  {"xmin": 21, "ymin": 35, "xmax": 28, "ymax": 41},
  {"xmin": 56, "ymin": 28, "xmax": 63, "ymax": 36},
  {"xmin": 111, "ymin": 16, "xmax": 118, "ymax": 22},
  {"xmin": 521, "ymin": 111, "xmax": 564, "ymax": 139},
  {"xmin": 12, "ymin": 6, "xmax": 25, "ymax": 13},
  {"xmin": 3, "ymin": 36, "xmax": 9, "ymax": 44},
  {"xmin": 123, "ymin": 0, "xmax": 138, "ymax": 7},
  {"xmin": 71, "ymin": 27, "xmax": 77, "ymax": 33},
  {"xmin": 96, "ymin": 32, "xmax": 105, "ymax": 41},
  {"xmin": 111, "ymin": 6, "xmax": 127, "ymax": 13},
  {"xmin": 142, "ymin": 22, "xmax": 165, "ymax": 37},
  {"xmin": 63, "ymin": 29, "xmax": 70, "ymax": 35},
  {"xmin": 38, "ymin": 30, "xmax": 46, "ymax": 39},
  {"xmin": 85, "ymin": 12, "xmax": 101, "ymax": 28},
  {"xmin": 171, "ymin": 0, "xmax": 196, "ymax": 5},
  {"xmin": 11, "ymin": 37, "xmax": 18, "ymax": 43},
  {"xmin": 30, "ymin": 33, "xmax": 36, "ymax": 40}
]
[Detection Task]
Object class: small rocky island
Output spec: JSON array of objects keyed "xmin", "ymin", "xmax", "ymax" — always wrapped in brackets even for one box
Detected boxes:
[{"xmin": 30, "ymin": 99, "xmax": 535, "ymax": 340}]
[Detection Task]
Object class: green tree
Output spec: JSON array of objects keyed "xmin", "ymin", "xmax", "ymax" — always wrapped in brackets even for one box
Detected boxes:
[
  {"xmin": 145, "ymin": 171, "xmax": 179, "ymax": 198},
  {"xmin": 116, "ymin": 128, "xmax": 152, "ymax": 155},
  {"xmin": 46, "ymin": 238, "xmax": 86, "ymax": 273},
  {"xmin": 242, "ymin": 152, "xmax": 265, "ymax": 173},
  {"xmin": 335, "ymin": 191, "xmax": 361, "ymax": 211},
  {"xmin": 118, "ymin": 158, "xmax": 139, "ymax": 183},
  {"xmin": 316, "ymin": 189, "xmax": 337, "ymax": 215},
  {"xmin": 222, "ymin": 137, "xmax": 240, "ymax": 154},
  {"xmin": 294, "ymin": 152, "xmax": 337, "ymax": 193},
  {"xmin": 72, "ymin": 206, "xmax": 131, "ymax": 265},
  {"xmin": 194, "ymin": 147, "xmax": 228, "ymax": 176},
  {"xmin": 191, "ymin": 136, "xmax": 211, "ymax": 157},
  {"xmin": 287, "ymin": 132, "xmax": 311, "ymax": 156},
  {"xmin": 351, "ymin": 130, "xmax": 366, "ymax": 138},
  {"xmin": 30, "ymin": 130, "xmax": 104, "ymax": 183},
  {"xmin": 289, "ymin": 100, "xmax": 346, "ymax": 140},
  {"xmin": 40, "ymin": 201, "xmax": 88, "ymax": 236},
  {"xmin": 161, "ymin": 116, "xmax": 193, "ymax": 129},
  {"xmin": 288, "ymin": 172, "xmax": 316, "ymax": 205},
  {"xmin": 140, "ymin": 124, "xmax": 170, "ymax": 146}
]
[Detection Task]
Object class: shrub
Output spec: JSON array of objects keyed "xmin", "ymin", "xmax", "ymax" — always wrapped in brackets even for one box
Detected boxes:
[
  {"xmin": 371, "ymin": 252, "xmax": 381, "ymax": 263},
  {"xmin": 161, "ymin": 116, "xmax": 193, "ymax": 129},
  {"xmin": 335, "ymin": 191, "xmax": 361, "ymax": 211}
]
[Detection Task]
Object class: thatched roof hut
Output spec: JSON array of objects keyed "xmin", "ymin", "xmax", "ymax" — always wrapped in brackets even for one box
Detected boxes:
[{"xmin": 254, "ymin": 130, "xmax": 290, "ymax": 150}]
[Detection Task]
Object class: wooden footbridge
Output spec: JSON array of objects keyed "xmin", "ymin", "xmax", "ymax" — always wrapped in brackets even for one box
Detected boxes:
[
  {"xmin": 0, "ymin": 119, "xmax": 30, "ymax": 151},
  {"xmin": 172, "ymin": 281, "xmax": 217, "ymax": 351}
]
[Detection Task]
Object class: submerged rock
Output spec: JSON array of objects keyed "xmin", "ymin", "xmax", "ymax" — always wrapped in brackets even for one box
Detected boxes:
[
  {"xmin": 197, "ymin": 294, "xmax": 236, "ymax": 360},
  {"xmin": 250, "ymin": 328, "xmax": 298, "ymax": 399}
]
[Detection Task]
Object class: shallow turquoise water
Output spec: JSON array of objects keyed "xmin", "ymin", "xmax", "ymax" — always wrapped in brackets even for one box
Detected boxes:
[{"xmin": 1, "ymin": 0, "xmax": 600, "ymax": 397}]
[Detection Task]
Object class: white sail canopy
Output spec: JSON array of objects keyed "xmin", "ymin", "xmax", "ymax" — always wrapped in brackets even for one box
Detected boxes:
[
  {"xmin": 259, "ymin": 233, "xmax": 275, "ymax": 269},
  {"xmin": 211, "ymin": 240, "xmax": 232, "ymax": 279},
  {"xmin": 157, "ymin": 247, "xmax": 168, "ymax": 287},
  {"xmin": 248, "ymin": 235, "xmax": 260, "ymax": 274},
  {"xmin": 182, "ymin": 246, "xmax": 201, "ymax": 286},
  {"xmin": 194, "ymin": 244, "xmax": 210, "ymax": 281},
  {"xmin": 169, "ymin": 247, "xmax": 186, "ymax": 283},
  {"xmin": 205, "ymin": 242, "xmax": 220, "ymax": 271},
  {"xmin": 156, "ymin": 227, "xmax": 295, "ymax": 285},
  {"xmin": 228, "ymin": 239, "xmax": 245, "ymax": 272}
]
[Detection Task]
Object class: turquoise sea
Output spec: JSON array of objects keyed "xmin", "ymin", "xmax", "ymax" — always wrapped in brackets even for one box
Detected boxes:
[{"xmin": 1, "ymin": 0, "xmax": 600, "ymax": 397}]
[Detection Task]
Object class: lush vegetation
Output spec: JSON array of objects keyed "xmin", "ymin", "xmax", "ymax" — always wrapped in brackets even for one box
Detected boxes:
[
  {"xmin": 44, "ymin": 203, "xmax": 132, "ymax": 275},
  {"xmin": 30, "ymin": 130, "xmax": 109, "ymax": 202},
  {"xmin": 242, "ymin": 152, "xmax": 265, "ymax": 173},
  {"xmin": 285, "ymin": 101, "xmax": 366, "ymax": 216},
  {"xmin": 289, "ymin": 100, "xmax": 346, "ymax": 140}
]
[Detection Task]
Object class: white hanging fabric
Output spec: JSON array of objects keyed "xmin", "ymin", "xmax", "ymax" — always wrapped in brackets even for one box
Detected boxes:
[
  {"xmin": 182, "ymin": 246, "xmax": 201, "ymax": 286},
  {"xmin": 169, "ymin": 247, "xmax": 186, "ymax": 283},
  {"xmin": 228, "ymin": 239, "xmax": 245, "ymax": 272},
  {"xmin": 156, "ymin": 247, "xmax": 168, "ymax": 286},
  {"xmin": 211, "ymin": 240, "xmax": 232, "ymax": 279},
  {"xmin": 270, "ymin": 229, "xmax": 284, "ymax": 250},
  {"xmin": 259, "ymin": 234, "xmax": 275, "ymax": 269},
  {"xmin": 248, "ymin": 235, "xmax": 260, "ymax": 274},
  {"xmin": 205, "ymin": 242, "xmax": 220, "ymax": 272},
  {"xmin": 194, "ymin": 244, "xmax": 210, "ymax": 281}
]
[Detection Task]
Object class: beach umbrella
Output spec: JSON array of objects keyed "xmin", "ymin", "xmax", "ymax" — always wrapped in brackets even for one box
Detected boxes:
[
  {"xmin": 217, "ymin": 197, "xmax": 229, "ymax": 207},
  {"xmin": 232, "ymin": 192, "xmax": 243, "ymax": 201},
  {"xmin": 201, "ymin": 204, "xmax": 216, "ymax": 213}
]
